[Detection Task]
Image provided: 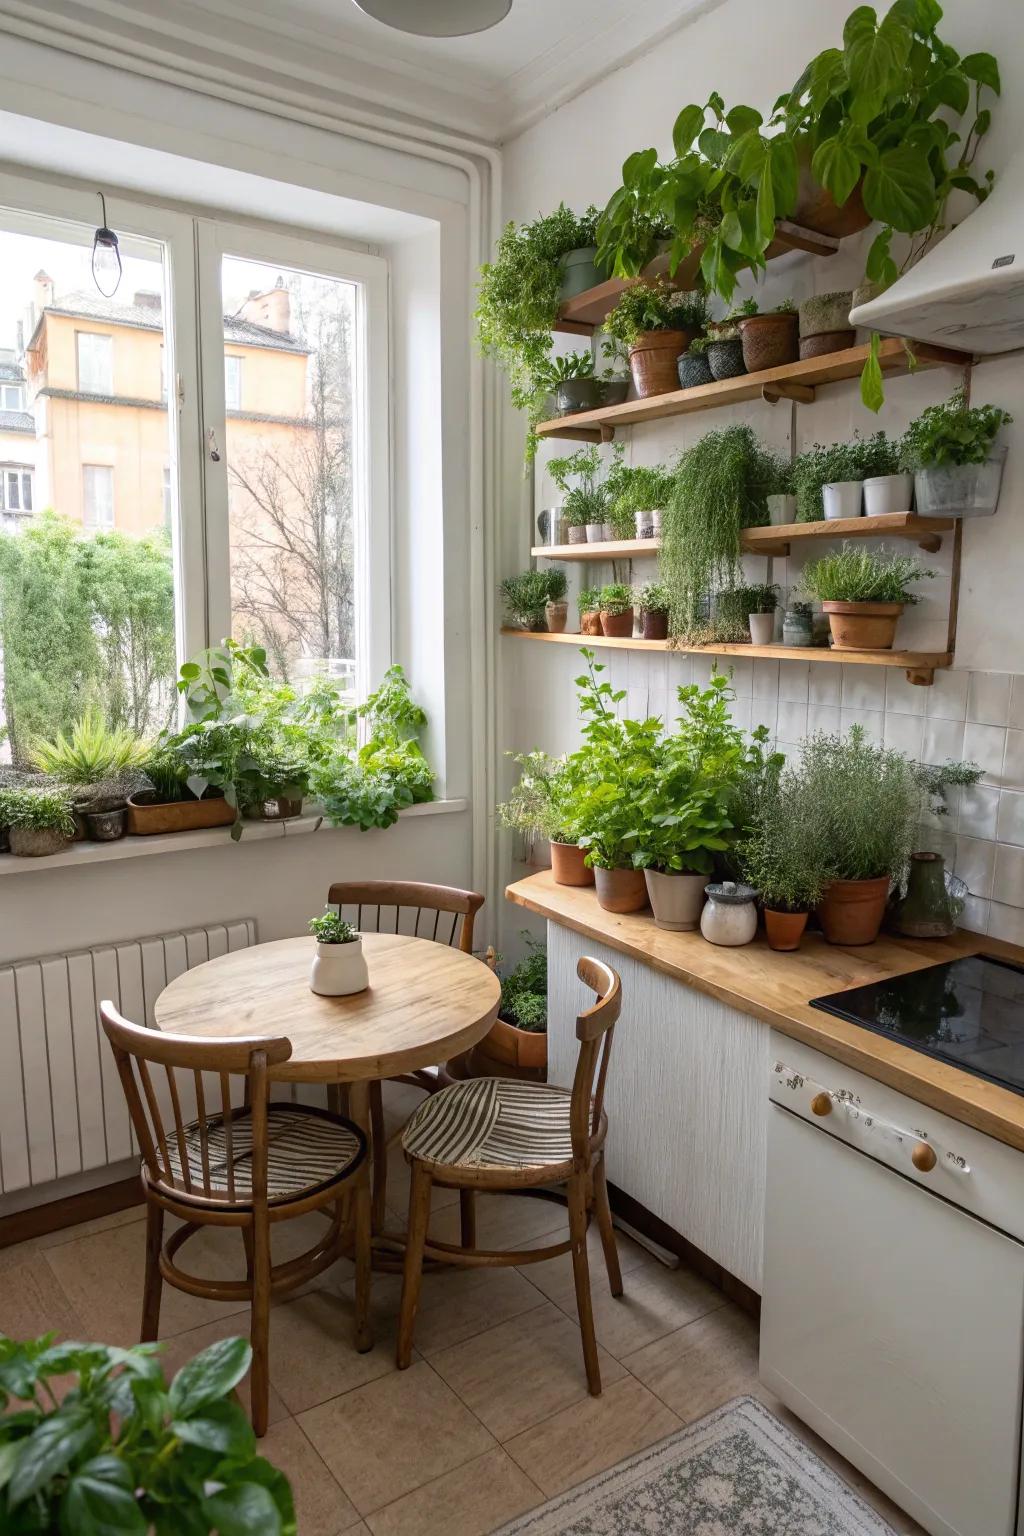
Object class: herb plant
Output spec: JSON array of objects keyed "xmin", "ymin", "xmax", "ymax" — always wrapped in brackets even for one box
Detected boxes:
[
  {"xmin": 607, "ymin": 463, "xmax": 676, "ymax": 537},
  {"xmin": 800, "ymin": 544, "xmax": 935, "ymax": 605},
  {"xmin": 790, "ymin": 726, "xmax": 921, "ymax": 883},
  {"xmin": 902, "ymin": 388, "xmax": 1012, "ymax": 467},
  {"xmin": 309, "ymin": 910, "xmax": 358, "ymax": 944},
  {"xmin": 574, "ymin": 651, "xmax": 662, "ymax": 871},
  {"xmin": 498, "ymin": 936, "xmax": 547, "ymax": 1034},
  {"xmin": 535, "ymin": 350, "xmax": 595, "ymax": 387},
  {"xmin": 30, "ymin": 708, "xmax": 145, "ymax": 783},
  {"xmin": 636, "ymin": 582, "xmax": 670, "ymax": 615},
  {"xmin": 604, "ymin": 283, "xmax": 709, "ymax": 348},
  {"xmin": 500, "ymin": 571, "xmax": 556, "ymax": 628},
  {"xmin": 597, "ymin": 583, "xmax": 633, "ymax": 616},
  {"xmin": 498, "ymin": 751, "xmax": 584, "ymax": 846},
  {"xmin": 547, "ymin": 445, "xmax": 611, "ymax": 528},
  {"xmin": 791, "ymin": 436, "xmax": 899, "ymax": 521},
  {"xmin": 717, "ymin": 584, "xmax": 779, "ymax": 639},
  {"xmin": 0, "ymin": 1333, "xmax": 294, "ymax": 1536},
  {"xmin": 309, "ymin": 665, "xmax": 434, "ymax": 832},
  {"xmin": 577, "ymin": 586, "xmax": 600, "ymax": 614},
  {"xmin": 0, "ymin": 786, "xmax": 75, "ymax": 836},
  {"xmin": 740, "ymin": 767, "xmax": 828, "ymax": 912}
]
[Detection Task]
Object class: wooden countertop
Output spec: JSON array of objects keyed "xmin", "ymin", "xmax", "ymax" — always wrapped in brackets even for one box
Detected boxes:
[{"xmin": 507, "ymin": 870, "xmax": 1024, "ymax": 1154}]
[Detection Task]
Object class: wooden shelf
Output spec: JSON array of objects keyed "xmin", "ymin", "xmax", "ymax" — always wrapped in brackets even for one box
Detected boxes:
[
  {"xmin": 531, "ymin": 539, "xmax": 660, "ymax": 561},
  {"xmin": 500, "ymin": 627, "xmax": 952, "ymax": 686},
  {"xmin": 532, "ymin": 513, "xmax": 956, "ymax": 564},
  {"xmin": 536, "ymin": 340, "xmax": 967, "ymax": 441}
]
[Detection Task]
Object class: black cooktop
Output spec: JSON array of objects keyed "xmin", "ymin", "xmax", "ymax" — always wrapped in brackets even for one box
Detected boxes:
[{"xmin": 811, "ymin": 954, "xmax": 1024, "ymax": 1097}]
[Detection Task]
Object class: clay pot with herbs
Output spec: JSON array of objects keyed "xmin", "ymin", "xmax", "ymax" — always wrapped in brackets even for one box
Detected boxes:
[
  {"xmin": 764, "ymin": 908, "xmax": 809, "ymax": 952},
  {"xmin": 629, "ymin": 329, "xmax": 694, "ymax": 397},
  {"xmin": 818, "ymin": 876, "xmax": 891, "ymax": 946},
  {"xmin": 594, "ymin": 866, "xmax": 648, "ymax": 914},
  {"xmin": 549, "ymin": 840, "xmax": 594, "ymax": 887}
]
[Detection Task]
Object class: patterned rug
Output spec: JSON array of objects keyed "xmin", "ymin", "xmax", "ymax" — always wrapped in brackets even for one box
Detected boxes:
[{"xmin": 494, "ymin": 1397, "xmax": 897, "ymax": 1535}]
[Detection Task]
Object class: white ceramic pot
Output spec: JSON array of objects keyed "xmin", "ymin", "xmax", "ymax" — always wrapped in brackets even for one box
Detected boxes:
[
  {"xmin": 601, "ymin": 522, "xmax": 615, "ymax": 541},
  {"xmin": 748, "ymin": 611, "xmax": 775, "ymax": 646},
  {"xmin": 823, "ymin": 480, "xmax": 863, "ymax": 520},
  {"xmin": 699, "ymin": 881, "xmax": 759, "ymax": 947},
  {"xmin": 863, "ymin": 472, "xmax": 914, "ymax": 517},
  {"xmin": 634, "ymin": 510, "xmax": 655, "ymax": 539},
  {"xmin": 310, "ymin": 937, "xmax": 369, "ymax": 997},
  {"xmin": 767, "ymin": 493, "xmax": 796, "ymax": 526},
  {"xmin": 644, "ymin": 869, "xmax": 706, "ymax": 931},
  {"xmin": 585, "ymin": 523, "xmax": 605, "ymax": 543},
  {"xmin": 650, "ymin": 509, "xmax": 663, "ymax": 536}
]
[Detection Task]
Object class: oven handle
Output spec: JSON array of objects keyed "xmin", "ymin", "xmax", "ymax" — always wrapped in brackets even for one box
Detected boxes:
[{"xmin": 772, "ymin": 1061, "xmax": 971, "ymax": 1176}]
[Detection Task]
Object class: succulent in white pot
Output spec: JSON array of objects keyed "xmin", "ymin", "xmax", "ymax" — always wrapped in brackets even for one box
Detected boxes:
[{"xmin": 308, "ymin": 909, "xmax": 369, "ymax": 997}]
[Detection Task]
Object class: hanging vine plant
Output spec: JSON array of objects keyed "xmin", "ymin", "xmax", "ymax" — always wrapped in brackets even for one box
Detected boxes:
[{"xmin": 661, "ymin": 425, "xmax": 775, "ymax": 644}]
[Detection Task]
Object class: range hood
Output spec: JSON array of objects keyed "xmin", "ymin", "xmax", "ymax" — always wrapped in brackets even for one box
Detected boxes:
[{"xmin": 850, "ymin": 147, "xmax": 1024, "ymax": 354}]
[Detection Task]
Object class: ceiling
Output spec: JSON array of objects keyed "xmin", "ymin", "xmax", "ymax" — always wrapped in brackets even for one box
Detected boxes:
[{"xmin": 38, "ymin": 0, "xmax": 723, "ymax": 142}]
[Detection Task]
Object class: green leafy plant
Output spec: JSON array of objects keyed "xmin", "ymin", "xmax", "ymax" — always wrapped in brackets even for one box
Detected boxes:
[
  {"xmin": 791, "ymin": 436, "xmax": 898, "ymax": 521},
  {"xmin": 310, "ymin": 665, "xmax": 434, "ymax": 833},
  {"xmin": 498, "ymin": 751, "xmax": 584, "ymax": 846},
  {"xmin": 606, "ymin": 462, "xmax": 676, "ymax": 536},
  {"xmin": 761, "ymin": 449, "xmax": 793, "ymax": 497},
  {"xmin": 716, "ymin": 584, "xmax": 779, "ymax": 639},
  {"xmin": 0, "ymin": 1333, "xmax": 293, "ymax": 1535},
  {"xmin": 547, "ymin": 445, "xmax": 612, "ymax": 529},
  {"xmin": 740, "ymin": 767, "xmax": 828, "ymax": 912},
  {"xmin": 500, "ymin": 571, "xmax": 555, "ymax": 628},
  {"xmin": 687, "ymin": 335, "xmax": 711, "ymax": 355},
  {"xmin": 498, "ymin": 936, "xmax": 547, "ymax": 1033},
  {"xmin": 800, "ymin": 543, "xmax": 935, "ymax": 604},
  {"xmin": 29, "ymin": 707, "xmax": 146, "ymax": 784},
  {"xmin": 577, "ymin": 586, "xmax": 600, "ymax": 614},
  {"xmin": 0, "ymin": 786, "xmax": 75, "ymax": 836},
  {"xmin": 137, "ymin": 742, "xmax": 194, "ymax": 803},
  {"xmin": 789, "ymin": 725, "xmax": 921, "ymax": 882},
  {"xmin": 604, "ymin": 283, "xmax": 709, "ymax": 348},
  {"xmin": 597, "ymin": 582, "xmax": 633, "ymax": 616},
  {"xmin": 660, "ymin": 425, "xmax": 774, "ymax": 641},
  {"xmin": 914, "ymin": 757, "xmax": 982, "ymax": 818},
  {"xmin": 573, "ymin": 651, "xmax": 662, "ymax": 870},
  {"xmin": 309, "ymin": 910, "xmax": 358, "ymax": 944},
  {"xmin": 544, "ymin": 569, "xmax": 568, "ymax": 603},
  {"xmin": 902, "ymin": 387, "xmax": 1012, "ymax": 467},
  {"xmin": 635, "ymin": 582, "xmax": 671, "ymax": 615},
  {"xmin": 534, "ymin": 350, "xmax": 595, "ymax": 387}
]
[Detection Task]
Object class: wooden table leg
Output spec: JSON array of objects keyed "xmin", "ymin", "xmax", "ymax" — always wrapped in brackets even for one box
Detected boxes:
[{"xmin": 347, "ymin": 1078, "xmax": 374, "ymax": 1352}]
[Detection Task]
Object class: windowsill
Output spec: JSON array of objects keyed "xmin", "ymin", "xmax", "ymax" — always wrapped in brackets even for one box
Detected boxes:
[{"xmin": 0, "ymin": 799, "xmax": 468, "ymax": 876}]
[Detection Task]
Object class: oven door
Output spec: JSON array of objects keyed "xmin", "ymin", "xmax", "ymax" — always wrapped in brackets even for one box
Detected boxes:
[{"xmin": 761, "ymin": 1103, "xmax": 1024, "ymax": 1536}]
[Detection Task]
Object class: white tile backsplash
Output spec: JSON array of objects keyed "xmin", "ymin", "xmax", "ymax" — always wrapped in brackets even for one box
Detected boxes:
[
  {"xmin": 777, "ymin": 700, "xmax": 808, "ymax": 742},
  {"xmin": 885, "ymin": 669, "xmax": 928, "ymax": 717},
  {"xmin": 997, "ymin": 790, "xmax": 1024, "ymax": 849},
  {"xmin": 1010, "ymin": 677, "xmax": 1024, "ymax": 731},
  {"xmin": 752, "ymin": 658, "xmax": 780, "ymax": 699},
  {"xmin": 922, "ymin": 717, "xmax": 965, "ymax": 767},
  {"xmin": 993, "ymin": 844, "xmax": 1024, "ymax": 908},
  {"xmin": 955, "ymin": 835, "xmax": 996, "ymax": 899},
  {"xmin": 807, "ymin": 704, "xmax": 841, "ymax": 737},
  {"xmin": 841, "ymin": 667, "xmax": 886, "ymax": 714},
  {"xmin": 989, "ymin": 902, "xmax": 1024, "ymax": 946},
  {"xmin": 926, "ymin": 669, "xmax": 969, "ymax": 721},
  {"xmin": 840, "ymin": 707, "xmax": 883, "ymax": 744},
  {"xmin": 778, "ymin": 659, "xmax": 810, "ymax": 703},
  {"xmin": 1003, "ymin": 730, "xmax": 1024, "ymax": 790},
  {"xmin": 962, "ymin": 721, "xmax": 1007, "ymax": 785},
  {"xmin": 808, "ymin": 669, "xmax": 841, "ymax": 707},
  {"xmin": 968, "ymin": 671, "xmax": 1013, "ymax": 727},
  {"xmin": 883, "ymin": 712, "xmax": 925, "ymax": 760},
  {"xmin": 959, "ymin": 783, "xmax": 1000, "ymax": 841}
]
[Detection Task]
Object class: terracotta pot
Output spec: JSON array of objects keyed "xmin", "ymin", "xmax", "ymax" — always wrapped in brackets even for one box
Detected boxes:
[
  {"xmin": 485, "ymin": 1015, "xmax": 548, "ymax": 1071},
  {"xmin": 738, "ymin": 312, "xmax": 799, "ymax": 372},
  {"xmin": 644, "ymin": 869, "xmax": 706, "ymax": 931},
  {"xmin": 628, "ymin": 329, "xmax": 693, "ymax": 397},
  {"xmin": 764, "ymin": 908, "xmax": 809, "ymax": 951},
  {"xmin": 818, "ymin": 877, "xmax": 891, "ymax": 946},
  {"xmin": 799, "ymin": 329, "xmax": 855, "ymax": 361},
  {"xmin": 545, "ymin": 600, "xmax": 568, "ymax": 634},
  {"xmin": 792, "ymin": 148, "xmax": 872, "ymax": 238},
  {"xmin": 594, "ymin": 866, "xmax": 649, "ymax": 914},
  {"xmin": 600, "ymin": 608, "xmax": 634, "ymax": 638},
  {"xmin": 9, "ymin": 825, "xmax": 72, "ymax": 857},
  {"xmin": 549, "ymin": 839, "xmax": 594, "ymax": 887},
  {"xmin": 580, "ymin": 609, "xmax": 603, "ymax": 636},
  {"xmin": 642, "ymin": 610, "xmax": 669, "ymax": 640},
  {"xmin": 822, "ymin": 600, "xmax": 904, "ymax": 651},
  {"xmin": 126, "ymin": 793, "xmax": 236, "ymax": 835}
]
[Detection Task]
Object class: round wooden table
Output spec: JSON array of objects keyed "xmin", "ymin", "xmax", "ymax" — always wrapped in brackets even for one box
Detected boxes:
[{"xmin": 155, "ymin": 932, "xmax": 501, "ymax": 1246}]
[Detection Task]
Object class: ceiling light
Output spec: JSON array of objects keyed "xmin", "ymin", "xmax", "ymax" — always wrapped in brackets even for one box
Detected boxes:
[
  {"xmin": 91, "ymin": 192, "xmax": 122, "ymax": 298},
  {"xmin": 353, "ymin": 0, "xmax": 512, "ymax": 38}
]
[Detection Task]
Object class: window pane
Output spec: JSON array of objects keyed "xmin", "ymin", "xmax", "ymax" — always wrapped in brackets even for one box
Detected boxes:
[
  {"xmin": 221, "ymin": 256, "xmax": 357, "ymax": 697},
  {"xmin": 0, "ymin": 208, "xmax": 180, "ymax": 764},
  {"xmin": 224, "ymin": 353, "xmax": 241, "ymax": 411}
]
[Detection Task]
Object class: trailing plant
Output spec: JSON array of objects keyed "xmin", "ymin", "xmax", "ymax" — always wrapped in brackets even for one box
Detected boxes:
[
  {"xmin": 790, "ymin": 725, "xmax": 921, "ymax": 882},
  {"xmin": 902, "ymin": 387, "xmax": 1012, "ymax": 467},
  {"xmin": 598, "ymin": 582, "xmax": 633, "ymax": 616},
  {"xmin": 29, "ymin": 707, "xmax": 145, "ymax": 784},
  {"xmin": 635, "ymin": 582, "xmax": 670, "ymax": 615},
  {"xmin": 500, "ymin": 570, "xmax": 555, "ymax": 628},
  {"xmin": 739, "ymin": 766, "xmax": 828, "ymax": 912},
  {"xmin": 914, "ymin": 757, "xmax": 982, "ymax": 818},
  {"xmin": 498, "ymin": 935, "xmax": 547, "ymax": 1033},
  {"xmin": 0, "ymin": 1333, "xmax": 293, "ymax": 1536},
  {"xmin": 660, "ymin": 425, "xmax": 774, "ymax": 641},
  {"xmin": 604, "ymin": 283, "xmax": 709, "ymax": 348},
  {"xmin": 309, "ymin": 910, "xmax": 358, "ymax": 944},
  {"xmin": 800, "ymin": 543, "xmax": 936, "ymax": 604},
  {"xmin": 0, "ymin": 786, "xmax": 75, "ymax": 836}
]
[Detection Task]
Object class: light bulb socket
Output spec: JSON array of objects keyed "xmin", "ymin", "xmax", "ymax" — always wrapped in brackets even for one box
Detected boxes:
[{"xmin": 92, "ymin": 225, "xmax": 122, "ymax": 298}]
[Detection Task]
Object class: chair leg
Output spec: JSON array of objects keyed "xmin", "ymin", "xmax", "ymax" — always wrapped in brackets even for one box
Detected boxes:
[
  {"xmin": 567, "ymin": 1170, "xmax": 602, "ymax": 1396},
  {"xmin": 459, "ymin": 1188, "xmax": 476, "ymax": 1249},
  {"xmin": 370, "ymin": 1080, "xmax": 387, "ymax": 1232},
  {"xmin": 242, "ymin": 1224, "xmax": 255, "ymax": 1282},
  {"xmin": 140, "ymin": 1199, "xmax": 164, "ymax": 1343},
  {"xmin": 353, "ymin": 1173, "xmax": 374, "ymax": 1354},
  {"xmin": 250, "ymin": 1209, "xmax": 272, "ymax": 1438},
  {"xmin": 593, "ymin": 1155, "xmax": 624, "ymax": 1298},
  {"xmin": 396, "ymin": 1160, "xmax": 433, "ymax": 1370}
]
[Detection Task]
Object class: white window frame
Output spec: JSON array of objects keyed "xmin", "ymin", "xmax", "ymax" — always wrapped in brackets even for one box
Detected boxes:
[
  {"xmin": 75, "ymin": 331, "xmax": 114, "ymax": 395},
  {"xmin": 0, "ymin": 467, "xmax": 32, "ymax": 512},
  {"xmin": 1, "ymin": 383, "xmax": 24, "ymax": 410},
  {"xmin": 223, "ymin": 353, "xmax": 242, "ymax": 412},
  {"xmin": 197, "ymin": 220, "xmax": 392, "ymax": 700},
  {"xmin": 82, "ymin": 463, "xmax": 115, "ymax": 529}
]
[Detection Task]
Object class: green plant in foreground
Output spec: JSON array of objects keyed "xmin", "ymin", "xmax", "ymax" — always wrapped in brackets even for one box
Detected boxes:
[
  {"xmin": 604, "ymin": 282, "xmax": 709, "ymax": 348},
  {"xmin": 800, "ymin": 544, "xmax": 936, "ymax": 605},
  {"xmin": 0, "ymin": 1333, "xmax": 293, "ymax": 1535},
  {"xmin": 903, "ymin": 387, "xmax": 1012, "ymax": 468},
  {"xmin": 499, "ymin": 935, "xmax": 547, "ymax": 1033},
  {"xmin": 598, "ymin": 582, "xmax": 633, "ymax": 615},
  {"xmin": 29, "ymin": 707, "xmax": 146, "ymax": 784},
  {"xmin": 309, "ymin": 910, "xmax": 358, "ymax": 944},
  {"xmin": 0, "ymin": 786, "xmax": 75, "ymax": 836}
]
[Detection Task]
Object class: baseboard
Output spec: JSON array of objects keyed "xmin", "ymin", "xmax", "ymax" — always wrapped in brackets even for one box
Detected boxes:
[
  {"xmin": 607, "ymin": 1180, "xmax": 761, "ymax": 1319},
  {"xmin": 0, "ymin": 1175, "xmax": 144, "ymax": 1249}
]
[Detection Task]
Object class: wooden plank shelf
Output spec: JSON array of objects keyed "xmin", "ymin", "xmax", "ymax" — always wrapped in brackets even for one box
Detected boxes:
[
  {"xmin": 500, "ymin": 627, "xmax": 952, "ymax": 686},
  {"xmin": 532, "ymin": 513, "xmax": 956, "ymax": 564},
  {"xmin": 536, "ymin": 340, "xmax": 967, "ymax": 442},
  {"xmin": 531, "ymin": 539, "xmax": 660, "ymax": 561}
]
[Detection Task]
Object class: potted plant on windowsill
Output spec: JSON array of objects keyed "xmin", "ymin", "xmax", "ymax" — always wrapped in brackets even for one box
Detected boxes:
[
  {"xmin": 740, "ymin": 769, "xmax": 826, "ymax": 950},
  {"xmin": 129, "ymin": 740, "xmax": 237, "ymax": 835},
  {"xmin": 598, "ymin": 582, "xmax": 635, "ymax": 637},
  {"xmin": 605, "ymin": 282, "xmax": 709, "ymax": 399},
  {"xmin": 636, "ymin": 581, "xmax": 670, "ymax": 640},
  {"xmin": 903, "ymin": 388, "xmax": 1013, "ymax": 518},
  {"xmin": 800, "ymin": 544, "xmax": 936, "ymax": 651},
  {"xmin": 239, "ymin": 744, "xmax": 308, "ymax": 821},
  {"xmin": 578, "ymin": 586, "xmax": 602, "ymax": 637},
  {"xmin": 0, "ymin": 786, "xmax": 76, "ymax": 857},
  {"xmin": 736, "ymin": 297, "xmax": 798, "ymax": 372},
  {"xmin": 309, "ymin": 908, "xmax": 369, "ymax": 996}
]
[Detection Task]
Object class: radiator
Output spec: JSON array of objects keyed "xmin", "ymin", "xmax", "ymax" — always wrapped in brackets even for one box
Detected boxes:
[{"xmin": 0, "ymin": 920, "xmax": 256, "ymax": 1196}]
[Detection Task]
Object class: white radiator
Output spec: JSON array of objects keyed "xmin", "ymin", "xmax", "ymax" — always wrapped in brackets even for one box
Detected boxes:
[{"xmin": 0, "ymin": 920, "xmax": 256, "ymax": 1197}]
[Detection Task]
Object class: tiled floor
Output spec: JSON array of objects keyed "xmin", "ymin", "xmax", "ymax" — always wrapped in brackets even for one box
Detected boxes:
[{"xmin": 1, "ymin": 1088, "xmax": 925, "ymax": 1536}]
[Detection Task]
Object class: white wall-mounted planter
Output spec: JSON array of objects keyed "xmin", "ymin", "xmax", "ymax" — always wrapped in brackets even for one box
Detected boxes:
[
  {"xmin": 823, "ymin": 480, "xmax": 863, "ymax": 520},
  {"xmin": 310, "ymin": 937, "xmax": 369, "ymax": 996},
  {"xmin": 914, "ymin": 455, "xmax": 1006, "ymax": 518},
  {"xmin": 768, "ymin": 494, "xmax": 796, "ymax": 526},
  {"xmin": 749, "ymin": 611, "xmax": 776, "ymax": 645},
  {"xmin": 864, "ymin": 473, "xmax": 914, "ymax": 517}
]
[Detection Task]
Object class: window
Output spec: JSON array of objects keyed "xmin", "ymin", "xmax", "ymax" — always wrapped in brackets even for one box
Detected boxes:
[
  {"xmin": 77, "ymin": 332, "xmax": 113, "ymax": 394},
  {"xmin": 163, "ymin": 465, "xmax": 172, "ymax": 528},
  {"xmin": 83, "ymin": 465, "xmax": 115, "ymax": 528},
  {"xmin": 0, "ymin": 469, "xmax": 32, "ymax": 512},
  {"xmin": 224, "ymin": 354, "xmax": 242, "ymax": 411},
  {"xmin": 1, "ymin": 383, "xmax": 24, "ymax": 410}
]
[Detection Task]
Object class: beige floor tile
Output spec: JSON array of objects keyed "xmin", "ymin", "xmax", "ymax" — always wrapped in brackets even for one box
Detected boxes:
[
  {"xmin": 0, "ymin": 1252, "xmax": 85, "ymax": 1341},
  {"xmin": 365, "ymin": 1446, "xmax": 540, "ymax": 1536},
  {"xmin": 298, "ymin": 1360, "xmax": 495, "ymax": 1516},
  {"xmin": 426, "ymin": 1192, "xmax": 569, "ymax": 1253},
  {"xmin": 341, "ymin": 1265, "xmax": 547, "ymax": 1359},
  {"xmin": 260, "ymin": 1417, "xmax": 363, "ymax": 1536},
  {"xmin": 266, "ymin": 1286, "xmax": 409, "ymax": 1415},
  {"xmin": 0, "ymin": 1204, "xmax": 147, "ymax": 1273},
  {"xmin": 157, "ymin": 1314, "xmax": 290, "ymax": 1428},
  {"xmin": 622, "ymin": 1301, "xmax": 760, "ymax": 1421},
  {"xmin": 504, "ymin": 1374, "xmax": 682, "ymax": 1497},
  {"xmin": 429, "ymin": 1302, "xmax": 626, "ymax": 1442},
  {"xmin": 530, "ymin": 1251, "xmax": 724, "ymax": 1360},
  {"xmin": 517, "ymin": 1222, "xmax": 652, "ymax": 1300}
]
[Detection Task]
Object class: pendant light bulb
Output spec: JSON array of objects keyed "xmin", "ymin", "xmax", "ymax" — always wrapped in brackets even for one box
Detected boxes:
[{"xmin": 92, "ymin": 193, "xmax": 122, "ymax": 298}]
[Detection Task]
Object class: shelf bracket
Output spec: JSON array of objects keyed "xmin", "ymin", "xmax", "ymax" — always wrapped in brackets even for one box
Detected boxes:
[
  {"xmin": 905, "ymin": 668, "xmax": 935, "ymax": 687},
  {"xmin": 918, "ymin": 533, "xmax": 943, "ymax": 553},
  {"xmin": 752, "ymin": 539, "xmax": 791, "ymax": 557},
  {"xmin": 599, "ymin": 423, "xmax": 615, "ymax": 443},
  {"xmin": 762, "ymin": 383, "xmax": 816, "ymax": 406}
]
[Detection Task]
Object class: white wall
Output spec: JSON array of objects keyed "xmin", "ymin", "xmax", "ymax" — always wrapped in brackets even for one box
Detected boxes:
[{"xmin": 499, "ymin": 0, "xmax": 1024, "ymax": 947}]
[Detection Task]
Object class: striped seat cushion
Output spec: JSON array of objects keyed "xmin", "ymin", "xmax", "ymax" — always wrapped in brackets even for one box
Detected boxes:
[
  {"xmin": 402, "ymin": 1078, "xmax": 577, "ymax": 1171},
  {"xmin": 165, "ymin": 1103, "xmax": 365, "ymax": 1205}
]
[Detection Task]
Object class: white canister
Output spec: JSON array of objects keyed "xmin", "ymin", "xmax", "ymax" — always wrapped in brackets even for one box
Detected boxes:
[
  {"xmin": 823, "ymin": 480, "xmax": 863, "ymax": 520},
  {"xmin": 634, "ymin": 509, "xmax": 655, "ymax": 539},
  {"xmin": 700, "ymin": 881, "xmax": 759, "ymax": 946},
  {"xmin": 585, "ymin": 523, "xmax": 605, "ymax": 542},
  {"xmin": 863, "ymin": 472, "xmax": 914, "ymax": 517},
  {"xmin": 650, "ymin": 509, "xmax": 663, "ymax": 536},
  {"xmin": 748, "ymin": 611, "xmax": 775, "ymax": 646},
  {"xmin": 310, "ymin": 936, "xmax": 370, "ymax": 996}
]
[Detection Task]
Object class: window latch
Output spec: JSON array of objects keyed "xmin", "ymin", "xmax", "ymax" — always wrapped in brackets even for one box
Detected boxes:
[
  {"xmin": 207, "ymin": 428, "xmax": 221, "ymax": 463},
  {"xmin": 175, "ymin": 372, "xmax": 185, "ymax": 409}
]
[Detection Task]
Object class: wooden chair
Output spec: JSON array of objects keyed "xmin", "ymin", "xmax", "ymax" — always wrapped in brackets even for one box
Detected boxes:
[
  {"xmin": 99, "ymin": 1001, "xmax": 373, "ymax": 1437},
  {"xmin": 326, "ymin": 880, "xmax": 485, "ymax": 1228},
  {"xmin": 396, "ymin": 956, "xmax": 623, "ymax": 1394}
]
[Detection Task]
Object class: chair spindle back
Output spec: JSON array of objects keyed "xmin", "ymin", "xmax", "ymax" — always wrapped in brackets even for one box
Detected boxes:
[
  {"xmin": 569, "ymin": 957, "xmax": 622, "ymax": 1159},
  {"xmin": 326, "ymin": 880, "xmax": 484, "ymax": 954}
]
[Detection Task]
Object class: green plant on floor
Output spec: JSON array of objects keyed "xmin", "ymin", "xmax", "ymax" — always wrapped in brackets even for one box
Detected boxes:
[
  {"xmin": 739, "ymin": 766, "xmax": 828, "ymax": 913},
  {"xmin": 29, "ymin": 707, "xmax": 146, "ymax": 783},
  {"xmin": 604, "ymin": 283, "xmax": 710, "ymax": 348},
  {"xmin": 0, "ymin": 1334, "xmax": 294, "ymax": 1536},
  {"xmin": 902, "ymin": 387, "xmax": 1013, "ymax": 467},
  {"xmin": 474, "ymin": 204, "xmax": 601, "ymax": 462},
  {"xmin": 635, "ymin": 581, "xmax": 671, "ymax": 616},
  {"xmin": 800, "ymin": 543, "xmax": 936, "ymax": 604},
  {"xmin": 607, "ymin": 462, "xmax": 676, "ymax": 537},
  {"xmin": 498, "ymin": 935, "xmax": 547, "ymax": 1033},
  {"xmin": 597, "ymin": 582, "xmax": 633, "ymax": 616},
  {"xmin": 788, "ymin": 726, "xmax": 922, "ymax": 883},
  {"xmin": 0, "ymin": 786, "xmax": 75, "ymax": 837},
  {"xmin": 660, "ymin": 424, "xmax": 774, "ymax": 642},
  {"xmin": 500, "ymin": 570, "xmax": 557, "ymax": 629},
  {"xmin": 309, "ymin": 910, "xmax": 358, "ymax": 944}
]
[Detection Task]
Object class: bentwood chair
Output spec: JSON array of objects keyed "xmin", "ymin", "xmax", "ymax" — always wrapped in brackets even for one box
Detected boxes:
[
  {"xmin": 99, "ymin": 1002, "xmax": 372, "ymax": 1436},
  {"xmin": 396, "ymin": 956, "xmax": 624, "ymax": 1394},
  {"xmin": 326, "ymin": 880, "xmax": 485, "ymax": 1228}
]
